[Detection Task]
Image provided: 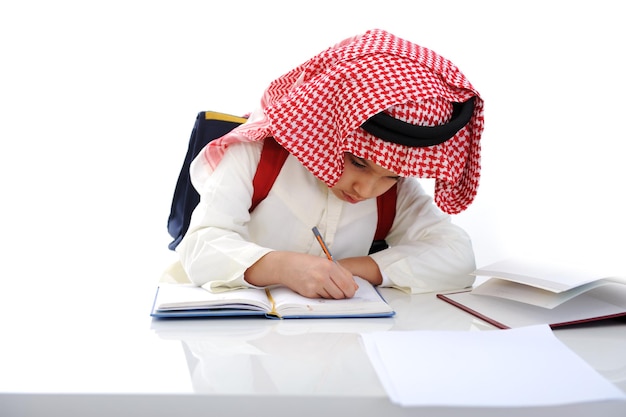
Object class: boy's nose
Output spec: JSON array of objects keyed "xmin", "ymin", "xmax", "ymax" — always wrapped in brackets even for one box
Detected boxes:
[{"xmin": 353, "ymin": 179, "xmax": 377, "ymax": 200}]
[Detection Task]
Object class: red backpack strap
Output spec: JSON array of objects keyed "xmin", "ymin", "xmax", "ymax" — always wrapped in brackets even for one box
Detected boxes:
[
  {"xmin": 250, "ymin": 137, "xmax": 397, "ymax": 247},
  {"xmin": 250, "ymin": 137, "xmax": 289, "ymax": 212},
  {"xmin": 374, "ymin": 183, "xmax": 397, "ymax": 241}
]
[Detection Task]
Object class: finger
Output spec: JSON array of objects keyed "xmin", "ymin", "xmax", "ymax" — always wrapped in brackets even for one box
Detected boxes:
[
  {"xmin": 333, "ymin": 263, "xmax": 359, "ymax": 292},
  {"xmin": 329, "ymin": 275, "xmax": 357, "ymax": 298},
  {"xmin": 320, "ymin": 277, "xmax": 353, "ymax": 299},
  {"xmin": 317, "ymin": 288, "xmax": 333, "ymax": 299},
  {"xmin": 322, "ymin": 280, "xmax": 352, "ymax": 299}
]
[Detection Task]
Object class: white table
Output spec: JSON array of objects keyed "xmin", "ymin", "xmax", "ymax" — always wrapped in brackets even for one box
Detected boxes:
[{"xmin": 1, "ymin": 278, "xmax": 625, "ymax": 417}]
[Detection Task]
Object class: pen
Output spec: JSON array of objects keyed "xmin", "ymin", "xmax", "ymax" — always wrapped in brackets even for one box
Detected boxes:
[
  {"xmin": 312, "ymin": 226, "xmax": 359, "ymax": 294},
  {"xmin": 312, "ymin": 226, "xmax": 336, "ymax": 262}
]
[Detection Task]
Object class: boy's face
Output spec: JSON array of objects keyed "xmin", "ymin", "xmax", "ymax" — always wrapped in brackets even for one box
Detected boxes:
[{"xmin": 330, "ymin": 153, "xmax": 400, "ymax": 204}]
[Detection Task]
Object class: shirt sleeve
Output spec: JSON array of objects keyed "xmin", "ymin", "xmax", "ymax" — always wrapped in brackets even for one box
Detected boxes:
[
  {"xmin": 369, "ymin": 178, "xmax": 476, "ymax": 294},
  {"xmin": 176, "ymin": 141, "xmax": 273, "ymax": 292}
]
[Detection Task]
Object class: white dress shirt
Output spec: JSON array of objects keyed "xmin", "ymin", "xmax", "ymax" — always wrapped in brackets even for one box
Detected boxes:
[{"xmin": 177, "ymin": 139, "xmax": 476, "ymax": 294}]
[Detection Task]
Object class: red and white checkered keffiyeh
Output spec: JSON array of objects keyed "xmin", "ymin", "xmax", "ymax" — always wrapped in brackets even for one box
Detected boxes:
[{"xmin": 196, "ymin": 29, "xmax": 484, "ymax": 214}]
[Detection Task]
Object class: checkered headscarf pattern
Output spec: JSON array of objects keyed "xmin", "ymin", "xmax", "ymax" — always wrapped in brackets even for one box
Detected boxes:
[{"xmin": 198, "ymin": 29, "xmax": 484, "ymax": 214}]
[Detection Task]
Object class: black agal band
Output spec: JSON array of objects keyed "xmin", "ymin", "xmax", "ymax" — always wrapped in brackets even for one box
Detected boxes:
[{"xmin": 361, "ymin": 97, "xmax": 475, "ymax": 147}]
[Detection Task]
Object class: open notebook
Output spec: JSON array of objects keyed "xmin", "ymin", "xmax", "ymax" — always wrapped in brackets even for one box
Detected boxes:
[
  {"xmin": 151, "ymin": 276, "xmax": 395, "ymax": 319},
  {"xmin": 438, "ymin": 259, "xmax": 626, "ymax": 329}
]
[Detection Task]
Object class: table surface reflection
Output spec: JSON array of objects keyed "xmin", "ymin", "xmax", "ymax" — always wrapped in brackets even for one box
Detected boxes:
[
  {"xmin": 1, "ymin": 280, "xmax": 625, "ymax": 417},
  {"xmin": 150, "ymin": 287, "xmax": 626, "ymax": 396}
]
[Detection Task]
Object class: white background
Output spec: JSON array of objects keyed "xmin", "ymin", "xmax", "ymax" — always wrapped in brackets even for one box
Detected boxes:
[{"xmin": 1, "ymin": 0, "xmax": 624, "ymax": 294}]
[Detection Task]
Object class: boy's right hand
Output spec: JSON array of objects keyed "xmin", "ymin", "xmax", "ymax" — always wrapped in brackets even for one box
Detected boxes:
[{"xmin": 244, "ymin": 251, "xmax": 358, "ymax": 299}]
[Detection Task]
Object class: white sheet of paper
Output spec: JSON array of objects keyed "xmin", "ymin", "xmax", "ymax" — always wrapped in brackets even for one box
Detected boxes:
[{"xmin": 361, "ymin": 325, "xmax": 626, "ymax": 408}]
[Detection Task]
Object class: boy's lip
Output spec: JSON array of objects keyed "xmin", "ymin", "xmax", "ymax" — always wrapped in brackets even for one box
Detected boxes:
[{"xmin": 342, "ymin": 191, "xmax": 363, "ymax": 204}]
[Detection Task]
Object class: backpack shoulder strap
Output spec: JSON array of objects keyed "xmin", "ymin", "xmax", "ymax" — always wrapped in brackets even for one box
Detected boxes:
[
  {"xmin": 374, "ymin": 184, "xmax": 397, "ymax": 240},
  {"xmin": 250, "ymin": 137, "xmax": 289, "ymax": 212},
  {"xmin": 370, "ymin": 183, "xmax": 397, "ymax": 254}
]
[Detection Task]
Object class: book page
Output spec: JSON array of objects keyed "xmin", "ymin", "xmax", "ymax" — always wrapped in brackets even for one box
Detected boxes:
[
  {"xmin": 269, "ymin": 276, "xmax": 393, "ymax": 317},
  {"xmin": 473, "ymin": 258, "xmax": 609, "ymax": 293},
  {"xmin": 155, "ymin": 283, "xmax": 270, "ymax": 312},
  {"xmin": 471, "ymin": 277, "xmax": 619, "ymax": 309}
]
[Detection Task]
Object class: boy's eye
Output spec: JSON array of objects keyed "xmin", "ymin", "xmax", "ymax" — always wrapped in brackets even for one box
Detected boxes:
[{"xmin": 350, "ymin": 158, "xmax": 367, "ymax": 168}]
